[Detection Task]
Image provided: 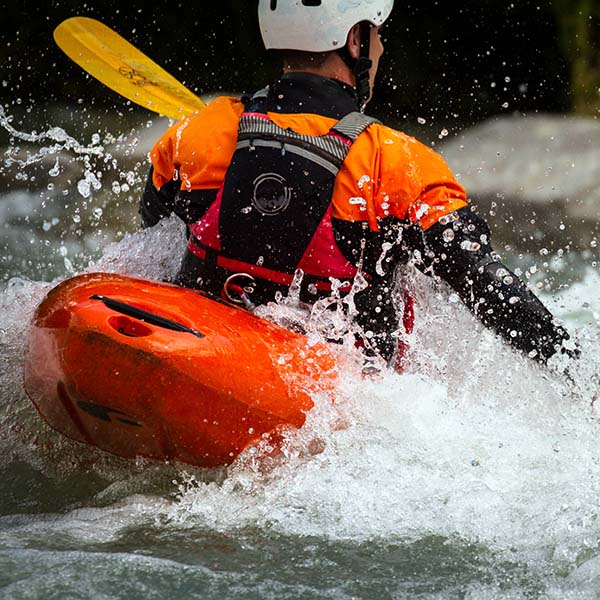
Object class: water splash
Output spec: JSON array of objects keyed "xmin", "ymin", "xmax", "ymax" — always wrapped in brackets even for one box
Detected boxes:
[
  {"xmin": 0, "ymin": 103, "xmax": 145, "ymax": 201},
  {"xmin": 0, "ymin": 104, "xmax": 106, "ymax": 179},
  {"xmin": 1, "ymin": 206, "xmax": 599, "ymax": 595},
  {"xmin": 156, "ymin": 260, "xmax": 600, "ymax": 570}
]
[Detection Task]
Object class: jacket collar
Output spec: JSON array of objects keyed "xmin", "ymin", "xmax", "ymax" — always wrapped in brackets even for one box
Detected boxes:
[{"xmin": 248, "ymin": 72, "xmax": 360, "ymax": 119}]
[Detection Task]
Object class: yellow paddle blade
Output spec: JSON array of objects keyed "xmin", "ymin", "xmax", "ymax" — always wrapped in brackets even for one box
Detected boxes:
[{"xmin": 54, "ymin": 17, "xmax": 206, "ymax": 119}]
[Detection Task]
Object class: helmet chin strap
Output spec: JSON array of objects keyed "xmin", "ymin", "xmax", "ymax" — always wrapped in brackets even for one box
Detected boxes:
[{"xmin": 338, "ymin": 22, "xmax": 373, "ymax": 111}]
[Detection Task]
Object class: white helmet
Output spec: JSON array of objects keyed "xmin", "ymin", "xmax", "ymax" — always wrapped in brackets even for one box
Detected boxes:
[{"xmin": 258, "ymin": 0, "xmax": 394, "ymax": 53}]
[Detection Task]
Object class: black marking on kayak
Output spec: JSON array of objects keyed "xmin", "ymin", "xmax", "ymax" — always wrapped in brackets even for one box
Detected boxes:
[
  {"xmin": 77, "ymin": 400, "xmax": 143, "ymax": 428},
  {"xmin": 57, "ymin": 382, "xmax": 95, "ymax": 444},
  {"xmin": 90, "ymin": 294, "xmax": 204, "ymax": 338}
]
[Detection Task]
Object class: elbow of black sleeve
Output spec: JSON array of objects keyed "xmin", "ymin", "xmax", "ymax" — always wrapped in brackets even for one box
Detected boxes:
[{"xmin": 139, "ymin": 168, "xmax": 177, "ymax": 228}]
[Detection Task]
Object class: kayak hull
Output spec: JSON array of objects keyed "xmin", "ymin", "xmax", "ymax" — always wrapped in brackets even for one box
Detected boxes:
[{"xmin": 23, "ymin": 273, "xmax": 337, "ymax": 467}]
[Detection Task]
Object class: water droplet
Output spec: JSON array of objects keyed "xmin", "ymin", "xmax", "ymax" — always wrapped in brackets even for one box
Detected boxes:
[
  {"xmin": 460, "ymin": 240, "xmax": 481, "ymax": 252},
  {"xmin": 77, "ymin": 180, "xmax": 90, "ymax": 197},
  {"xmin": 442, "ymin": 229, "xmax": 455, "ymax": 243},
  {"xmin": 349, "ymin": 197, "xmax": 367, "ymax": 211},
  {"xmin": 48, "ymin": 158, "xmax": 60, "ymax": 177},
  {"xmin": 357, "ymin": 175, "xmax": 371, "ymax": 189}
]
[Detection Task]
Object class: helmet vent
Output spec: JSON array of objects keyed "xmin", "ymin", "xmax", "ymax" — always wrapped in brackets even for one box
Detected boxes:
[
  {"xmin": 301, "ymin": 0, "xmax": 322, "ymax": 5},
  {"xmin": 270, "ymin": 0, "xmax": 277, "ymax": 10}
]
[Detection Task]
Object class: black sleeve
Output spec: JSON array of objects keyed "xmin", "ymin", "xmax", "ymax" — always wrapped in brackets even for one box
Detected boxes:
[
  {"xmin": 418, "ymin": 205, "xmax": 571, "ymax": 363},
  {"xmin": 139, "ymin": 167, "xmax": 180, "ymax": 228},
  {"xmin": 139, "ymin": 167, "xmax": 220, "ymax": 228},
  {"xmin": 332, "ymin": 218, "xmax": 408, "ymax": 363}
]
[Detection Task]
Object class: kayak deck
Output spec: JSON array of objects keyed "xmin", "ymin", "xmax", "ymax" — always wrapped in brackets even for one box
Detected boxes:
[{"xmin": 23, "ymin": 273, "xmax": 338, "ymax": 467}]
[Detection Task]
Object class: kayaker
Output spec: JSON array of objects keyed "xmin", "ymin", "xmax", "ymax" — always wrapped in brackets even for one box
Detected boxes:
[{"xmin": 139, "ymin": 0, "xmax": 574, "ymax": 366}]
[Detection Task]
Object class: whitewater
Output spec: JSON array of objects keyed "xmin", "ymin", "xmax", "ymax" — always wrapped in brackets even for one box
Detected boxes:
[{"xmin": 1, "ymin": 107, "xmax": 600, "ymax": 598}]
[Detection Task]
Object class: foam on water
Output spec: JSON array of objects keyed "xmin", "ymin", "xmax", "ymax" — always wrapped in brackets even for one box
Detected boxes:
[
  {"xmin": 144, "ymin": 241, "xmax": 600, "ymax": 592},
  {"xmin": 9, "ymin": 222, "xmax": 589, "ymax": 583},
  {"xmin": 1, "ymin": 210, "xmax": 600, "ymax": 595}
]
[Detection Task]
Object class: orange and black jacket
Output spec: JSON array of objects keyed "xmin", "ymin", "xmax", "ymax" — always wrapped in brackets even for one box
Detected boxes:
[{"xmin": 141, "ymin": 72, "xmax": 570, "ymax": 363}]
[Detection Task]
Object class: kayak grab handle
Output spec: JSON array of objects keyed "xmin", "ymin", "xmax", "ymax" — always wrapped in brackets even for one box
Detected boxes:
[{"xmin": 90, "ymin": 295, "xmax": 204, "ymax": 338}]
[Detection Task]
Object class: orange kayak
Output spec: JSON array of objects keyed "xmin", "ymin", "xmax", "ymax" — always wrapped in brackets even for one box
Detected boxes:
[{"xmin": 23, "ymin": 273, "xmax": 338, "ymax": 467}]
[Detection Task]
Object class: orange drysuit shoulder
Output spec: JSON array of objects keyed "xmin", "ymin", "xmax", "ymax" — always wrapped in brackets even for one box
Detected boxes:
[
  {"xmin": 331, "ymin": 123, "xmax": 468, "ymax": 231},
  {"xmin": 150, "ymin": 96, "xmax": 244, "ymax": 192},
  {"xmin": 260, "ymin": 115, "xmax": 467, "ymax": 232}
]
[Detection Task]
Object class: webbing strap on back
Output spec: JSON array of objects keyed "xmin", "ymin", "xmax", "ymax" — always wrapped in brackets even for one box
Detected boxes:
[
  {"xmin": 331, "ymin": 112, "xmax": 381, "ymax": 142},
  {"xmin": 236, "ymin": 111, "xmax": 380, "ymax": 168},
  {"xmin": 237, "ymin": 115, "xmax": 349, "ymax": 166}
]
